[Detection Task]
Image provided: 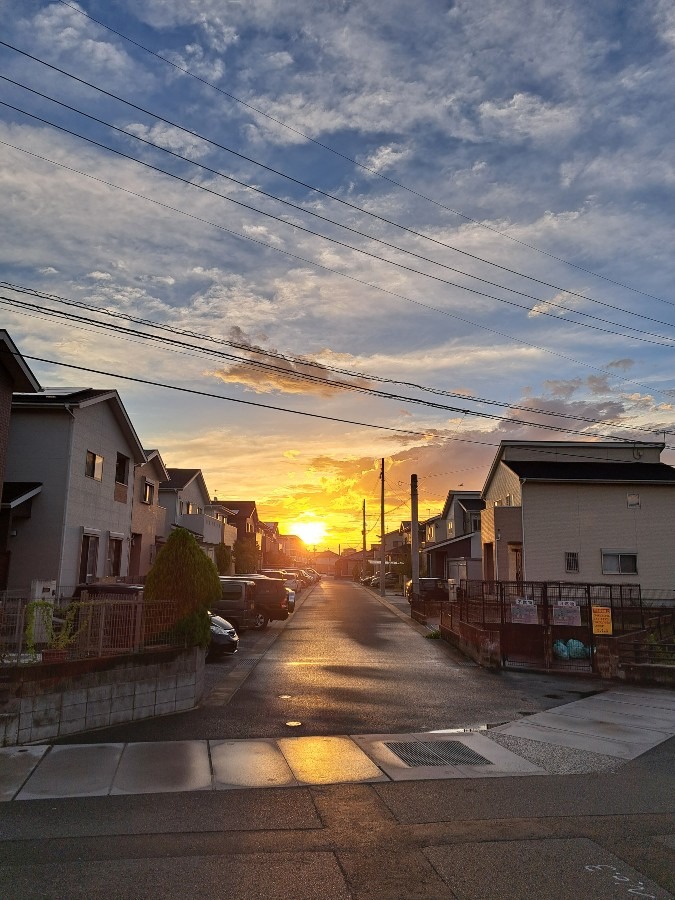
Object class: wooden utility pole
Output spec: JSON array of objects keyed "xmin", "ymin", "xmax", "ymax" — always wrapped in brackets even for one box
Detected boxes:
[
  {"xmin": 411, "ymin": 474, "xmax": 420, "ymax": 599},
  {"xmin": 362, "ymin": 499, "xmax": 367, "ymax": 576},
  {"xmin": 380, "ymin": 458, "xmax": 386, "ymax": 596}
]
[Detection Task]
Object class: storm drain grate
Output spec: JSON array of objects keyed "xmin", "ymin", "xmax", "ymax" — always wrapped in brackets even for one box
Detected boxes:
[{"xmin": 385, "ymin": 740, "xmax": 492, "ymax": 767}]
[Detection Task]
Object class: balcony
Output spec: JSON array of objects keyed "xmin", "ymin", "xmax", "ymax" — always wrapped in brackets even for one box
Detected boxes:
[{"xmin": 178, "ymin": 513, "xmax": 223, "ymax": 546}]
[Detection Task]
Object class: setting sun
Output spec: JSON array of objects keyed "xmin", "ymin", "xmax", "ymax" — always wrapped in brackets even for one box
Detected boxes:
[{"xmin": 289, "ymin": 520, "xmax": 327, "ymax": 547}]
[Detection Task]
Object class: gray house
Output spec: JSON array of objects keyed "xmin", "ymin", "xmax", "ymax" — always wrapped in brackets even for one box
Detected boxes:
[
  {"xmin": 128, "ymin": 449, "xmax": 169, "ymax": 581},
  {"xmin": 5, "ymin": 389, "xmax": 146, "ymax": 596},
  {"xmin": 158, "ymin": 469, "xmax": 227, "ymax": 563}
]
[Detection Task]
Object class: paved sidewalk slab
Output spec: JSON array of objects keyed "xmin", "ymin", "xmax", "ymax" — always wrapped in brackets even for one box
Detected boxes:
[
  {"xmin": 211, "ymin": 738, "xmax": 298, "ymax": 789},
  {"xmin": 0, "ymin": 746, "xmax": 47, "ymax": 801},
  {"xmin": 551, "ymin": 698, "xmax": 675, "ymax": 732},
  {"xmin": 277, "ymin": 736, "xmax": 387, "ymax": 785},
  {"xmin": 111, "ymin": 741, "xmax": 212, "ymax": 795},
  {"xmin": 16, "ymin": 744, "xmax": 123, "ymax": 800},
  {"xmin": 492, "ymin": 720, "xmax": 658, "ymax": 759}
]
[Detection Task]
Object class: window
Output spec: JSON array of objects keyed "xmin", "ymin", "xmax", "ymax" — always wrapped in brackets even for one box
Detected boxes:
[
  {"xmin": 106, "ymin": 536, "xmax": 123, "ymax": 577},
  {"xmin": 85, "ymin": 451, "xmax": 104, "ymax": 481},
  {"xmin": 565, "ymin": 552, "xmax": 580, "ymax": 573},
  {"xmin": 115, "ymin": 453, "xmax": 129, "ymax": 485},
  {"xmin": 78, "ymin": 533, "xmax": 99, "ymax": 583},
  {"xmin": 505, "ymin": 494, "xmax": 513, "ymax": 507},
  {"xmin": 627, "ymin": 493, "xmax": 640, "ymax": 508},
  {"xmin": 142, "ymin": 480, "xmax": 154, "ymax": 504},
  {"xmin": 470, "ymin": 514, "xmax": 481, "ymax": 533},
  {"xmin": 602, "ymin": 551, "xmax": 638, "ymax": 575}
]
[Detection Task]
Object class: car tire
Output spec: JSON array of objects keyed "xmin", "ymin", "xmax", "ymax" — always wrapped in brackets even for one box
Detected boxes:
[{"xmin": 253, "ymin": 613, "xmax": 269, "ymax": 630}]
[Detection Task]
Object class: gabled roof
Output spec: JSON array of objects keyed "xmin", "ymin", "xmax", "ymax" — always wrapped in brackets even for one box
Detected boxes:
[
  {"xmin": 440, "ymin": 489, "xmax": 482, "ymax": 519},
  {"xmin": 214, "ymin": 500, "xmax": 257, "ymax": 518},
  {"xmin": 142, "ymin": 449, "xmax": 169, "ymax": 483},
  {"xmin": 160, "ymin": 468, "xmax": 204, "ymax": 491},
  {"xmin": 457, "ymin": 497, "xmax": 484, "ymax": 511},
  {"xmin": 1, "ymin": 481, "xmax": 42, "ymax": 508},
  {"xmin": 0, "ymin": 331, "xmax": 41, "ymax": 392},
  {"xmin": 12, "ymin": 388, "xmax": 146, "ymax": 464},
  {"xmin": 503, "ymin": 460, "xmax": 675, "ymax": 484}
]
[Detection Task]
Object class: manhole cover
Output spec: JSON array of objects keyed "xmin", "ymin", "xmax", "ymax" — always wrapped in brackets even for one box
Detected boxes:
[{"xmin": 385, "ymin": 740, "xmax": 492, "ymax": 767}]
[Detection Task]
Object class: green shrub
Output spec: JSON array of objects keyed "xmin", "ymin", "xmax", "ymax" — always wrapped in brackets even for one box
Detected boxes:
[{"xmin": 145, "ymin": 529, "xmax": 221, "ymax": 647}]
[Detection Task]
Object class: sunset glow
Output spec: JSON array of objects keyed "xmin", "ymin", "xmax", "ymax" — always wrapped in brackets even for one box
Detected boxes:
[{"xmin": 289, "ymin": 520, "xmax": 327, "ymax": 548}]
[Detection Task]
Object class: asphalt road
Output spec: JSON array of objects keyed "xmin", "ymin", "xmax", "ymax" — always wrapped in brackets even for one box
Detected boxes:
[{"xmin": 59, "ymin": 577, "xmax": 602, "ymax": 744}]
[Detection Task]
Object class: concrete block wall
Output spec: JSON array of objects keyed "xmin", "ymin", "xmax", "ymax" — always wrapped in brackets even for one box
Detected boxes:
[{"xmin": 0, "ymin": 648, "xmax": 205, "ymax": 746}]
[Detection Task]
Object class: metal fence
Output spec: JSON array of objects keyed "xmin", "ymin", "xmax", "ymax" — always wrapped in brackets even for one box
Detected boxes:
[{"xmin": 0, "ymin": 592, "xmax": 184, "ymax": 666}]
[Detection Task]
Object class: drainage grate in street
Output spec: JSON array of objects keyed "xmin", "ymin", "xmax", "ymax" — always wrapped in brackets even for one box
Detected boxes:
[{"xmin": 384, "ymin": 740, "xmax": 492, "ymax": 767}]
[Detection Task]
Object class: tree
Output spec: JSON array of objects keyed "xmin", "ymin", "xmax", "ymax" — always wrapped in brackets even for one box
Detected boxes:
[
  {"xmin": 215, "ymin": 543, "xmax": 233, "ymax": 575},
  {"xmin": 144, "ymin": 528, "xmax": 221, "ymax": 647},
  {"xmin": 234, "ymin": 534, "xmax": 260, "ymax": 573}
]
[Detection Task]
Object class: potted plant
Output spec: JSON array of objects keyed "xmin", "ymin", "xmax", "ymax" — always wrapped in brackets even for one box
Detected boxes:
[{"xmin": 25, "ymin": 600, "xmax": 81, "ymax": 662}]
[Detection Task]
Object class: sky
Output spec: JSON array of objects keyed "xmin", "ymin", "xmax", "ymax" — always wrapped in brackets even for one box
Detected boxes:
[{"xmin": 1, "ymin": 0, "xmax": 675, "ymax": 551}]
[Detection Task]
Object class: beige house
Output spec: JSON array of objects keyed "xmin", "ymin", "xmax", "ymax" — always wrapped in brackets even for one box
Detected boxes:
[{"xmin": 481, "ymin": 440, "xmax": 675, "ymax": 591}]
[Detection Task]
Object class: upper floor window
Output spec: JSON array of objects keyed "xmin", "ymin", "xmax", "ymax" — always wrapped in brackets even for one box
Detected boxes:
[
  {"xmin": 115, "ymin": 453, "xmax": 130, "ymax": 486},
  {"xmin": 565, "ymin": 551, "xmax": 580, "ymax": 573},
  {"xmin": 602, "ymin": 551, "xmax": 637, "ymax": 575},
  {"xmin": 85, "ymin": 451, "xmax": 104, "ymax": 481},
  {"xmin": 142, "ymin": 480, "xmax": 154, "ymax": 504}
]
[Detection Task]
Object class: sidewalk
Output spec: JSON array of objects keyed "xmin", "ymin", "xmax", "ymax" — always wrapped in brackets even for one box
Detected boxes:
[{"xmin": 2, "ymin": 686, "xmax": 673, "ymax": 800}]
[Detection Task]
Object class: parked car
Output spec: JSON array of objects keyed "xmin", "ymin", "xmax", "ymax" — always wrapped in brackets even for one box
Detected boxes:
[
  {"xmin": 207, "ymin": 615, "xmax": 238, "ymax": 658},
  {"xmin": 405, "ymin": 577, "xmax": 447, "ymax": 602},
  {"xmin": 305, "ymin": 567, "xmax": 321, "ymax": 582},
  {"xmin": 221, "ymin": 574, "xmax": 289, "ymax": 625},
  {"xmin": 365, "ymin": 572, "xmax": 399, "ymax": 588},
  {"xmin": 211, "ymin": 578, "xmax": 259, "ymax": 631},
  {"xmin": 259, "ymin": 569, "xmax": 303, "ymax": 594},
  {"xmin": 286, "ymin": 588, "xmax": 296, "ymax": 613}
]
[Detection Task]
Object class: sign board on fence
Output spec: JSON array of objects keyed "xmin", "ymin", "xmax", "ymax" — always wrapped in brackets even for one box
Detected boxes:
[
  {"xmin": 553, "ymin": 604, "xmax": 582, "ymax": 626},
  {"xmin": 592, "ymin": 605, "xmax": 613, "ymax": 635},
  {"xmin": 511, "ymin": 603, "xmax": 539, "ymax": 624}
]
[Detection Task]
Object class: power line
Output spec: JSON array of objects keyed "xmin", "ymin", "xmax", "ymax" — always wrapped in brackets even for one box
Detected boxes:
[
  {"xmin": 48, "ymin": 1, "xmax": 675, "ymax": 307},
  {"xmin": 5, "ymin": 281, "xmax": 674, "ymax": 438},
  {"xmin": 2, "ymin": 63, "xmax": 674, "ymax": 339},
  {"xmin": 3, "ymin": 136, "xmax": 675, "ymax": 410},
  {"xmin": 2, "ymin": 53, "xmax": 674, "ymax": 333},
  {"xmin": 4, "ymin": 97, "xmax": 675, "ymax": 352},
  {"xmin": 3, "ymin": 288, "xmax": 674, "ymax": 446}
]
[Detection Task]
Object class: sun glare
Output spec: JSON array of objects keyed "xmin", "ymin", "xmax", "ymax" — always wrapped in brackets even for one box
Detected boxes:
[{"xmin": 291, "ymin": 521, "xmax": 327, "ymax": 546}]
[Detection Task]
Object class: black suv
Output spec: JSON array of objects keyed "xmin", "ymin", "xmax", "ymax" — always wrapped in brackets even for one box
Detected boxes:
[{"xmin": 219, "ymin": 575, "xmax": 289, "ymax": 626}]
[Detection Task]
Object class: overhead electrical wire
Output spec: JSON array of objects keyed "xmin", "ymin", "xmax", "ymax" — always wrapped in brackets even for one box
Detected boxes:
[
  {"xmin": 3, "ymin": 97, "xmax": 675, "ymax": 353},
  {"xmin": 48, "ymin": 2, "xmax": 675, "ymax": 307},
  {"xmin": 3, "ymin": 49, "xmax": 675, "ymax": 334},
  {"xmin": 1, "ymin": 54, "xmax": 674, "ymax": 335},
  {"xmin": 1, "ymin": 287, "xmax": 673, "ymax": 446},
  {"xmin": 4, "ymin": 281, "xmax": 674, "ymax": 435},
  {"xmin": 3, "ymin": 136, "xmax": 675, "ymax": 414}
]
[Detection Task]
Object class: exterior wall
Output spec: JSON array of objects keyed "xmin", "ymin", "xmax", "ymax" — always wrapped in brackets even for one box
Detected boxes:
[
  {"xmin": 0, "ymin": 648, "xmax": 205, "ymax": 746},
  {"xmin": 5, "ymin": 410, "xmax": 72, "ymax": 592},
  {"xmin": 130, "ymin": 457, "xmax": 167, "ymax": 579},
  {"xmin": 521, "ymin": 482, "xmax": 675, "ymax": 589},
  {"xmin": 6, "ymin": 402, "xmax": 138, "ymax": 596}
]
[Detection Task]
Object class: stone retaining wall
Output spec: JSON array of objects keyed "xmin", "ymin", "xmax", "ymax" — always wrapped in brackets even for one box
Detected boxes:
[{"xmin": 0, "ymin": 647, "xmax": 205, "ymax": 747}]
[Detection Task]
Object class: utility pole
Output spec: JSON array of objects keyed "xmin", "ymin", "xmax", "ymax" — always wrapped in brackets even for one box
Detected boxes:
[
  {"xmin": 411, "ymin": 474, "xmax": 420, "ymax": 599},
  {"xmin": 380, "ymin": 458, "xmax": 386, "ymax": 597},
  {"xmin": 362, "ymin": 499, "xmax": 367, "ymax": 578}
]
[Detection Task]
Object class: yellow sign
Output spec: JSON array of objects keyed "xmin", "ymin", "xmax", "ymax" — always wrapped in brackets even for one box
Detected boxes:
[{"xmin": 592, "ymin": 606, "xmax": 613, "ymax": 635}]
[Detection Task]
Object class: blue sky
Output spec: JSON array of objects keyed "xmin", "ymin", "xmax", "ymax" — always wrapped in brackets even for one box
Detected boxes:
[{"xmin": 1, "ymin": 0, "xmax": 675, "ymax": 548}]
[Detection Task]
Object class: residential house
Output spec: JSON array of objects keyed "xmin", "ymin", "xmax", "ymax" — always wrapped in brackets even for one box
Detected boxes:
[
  {"xmin": 5, "ymin": 388, "xmax": 146, "ymax": 596},
  {"xmin": 158, "ymin": 469, "xmax": 227, "ymax": 563},
  {"xmin": 211, "ymin": 499, "xmax": 262, "ymax": 554},
  {"xmin": 279, "ymin": 533, "xmax": 306, "ymax": 564},
  {"xmin": 480, "ymin": 440, "xmax": 675, "ymax": 591},
  {"xmin": 260, "ymin": 521, "xmax": 283, "ymax": 566},
  {"xmin": 423, "ymin": 490, "xmax": 484, "ymax": 581},
  {"xmin": 335, "ymin": 548, "xmax": 374, "ymax": 579},
  {"xmin": 310, "ymin": 548, "xmax": 340, "ymax": 575},
  {"xmin": 128, "ymin": 449, "xmax": 169, "ymax": 581},
  {"xmin": 0, "ymin": 331, "xmax": 41, "ymax": 590}
]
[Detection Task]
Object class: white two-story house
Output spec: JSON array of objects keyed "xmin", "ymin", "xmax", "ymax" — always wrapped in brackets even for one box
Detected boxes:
[{"xmin": 5, "ymin": 388, "xmax": 146, "ymax": 596}]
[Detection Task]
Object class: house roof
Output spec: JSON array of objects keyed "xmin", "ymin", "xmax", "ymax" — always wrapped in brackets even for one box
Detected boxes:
[
  {"xmin": 12, "ymin": 388, "xmax": 146, "ymax": 464},
  {"xmin": 440, "ymin": 489, "xmax": 482, "ymax": 519},
  {"xmin": 160, "ymin": 468, "xmax": 203, "ymax": 491},
  {"xmin": 422, "ymin": 532, "xmax": 477, "ymax": 553},
  {"xmin": 0, "ymin": 331, "xmax": 41, "ymax": 392},
  {"xmin": 1, "ymin": 481, "xmax": 42, "ymax": 509},
  {"xmin": 503, "ymin": 460, "xmax": 675, "ymax": 484},
  {"xmin": 214, "ymin": 500, "xmax": 257, "ymax": 518},
  {"xmin": 142, "ymin": 449, "xmax": 169, "ymax": 482},
  {"xmin": 457, "ymin": 498, "xmax": 484, "ymax": 511}
]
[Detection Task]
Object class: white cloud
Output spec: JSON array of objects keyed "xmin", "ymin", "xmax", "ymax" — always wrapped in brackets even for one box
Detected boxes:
[{"xmin": 124, "ymin": 122, "xmax": 212, "ymax": 161}]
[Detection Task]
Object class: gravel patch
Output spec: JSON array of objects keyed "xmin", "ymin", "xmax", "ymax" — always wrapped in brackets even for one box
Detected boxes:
[{"xmin": 487, "ymin": 731, "xmax": 626, "ymax": 775}]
